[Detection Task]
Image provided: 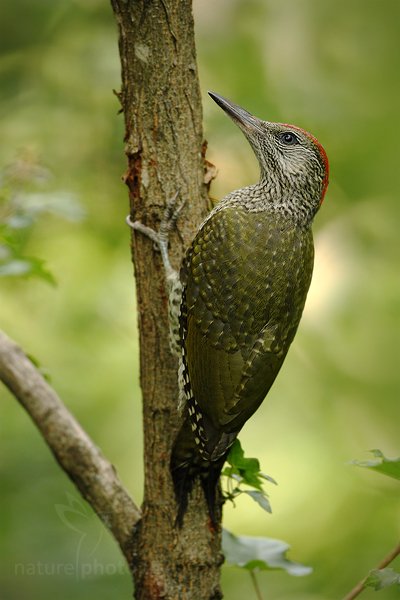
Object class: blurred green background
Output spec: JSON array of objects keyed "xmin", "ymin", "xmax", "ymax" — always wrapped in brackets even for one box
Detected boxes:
[{"xmin": 0, "ymin": 1, "xmax": 399, "ymax": 599}]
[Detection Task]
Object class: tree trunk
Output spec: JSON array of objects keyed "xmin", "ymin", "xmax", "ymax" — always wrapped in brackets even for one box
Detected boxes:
[{"xmin": 110, "ymin": 1, "xmax": 223, "ymax": 598}]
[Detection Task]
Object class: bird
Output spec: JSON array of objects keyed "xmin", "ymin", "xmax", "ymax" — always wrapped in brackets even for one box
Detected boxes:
[{"xmin": 128, "ymin": 91, "xmax": 329, "ymax": 526}]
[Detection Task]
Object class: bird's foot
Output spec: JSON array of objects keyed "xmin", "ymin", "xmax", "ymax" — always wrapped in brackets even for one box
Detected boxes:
[
  {"xmin": 127, "ymin": 193, "xmax": 185, "ymax": 356},
  {"xmin": 126, "ymin": 192, "xmax": 185, "ymax": 282},
  {"xmin": 159, "ymin": 191, "xmax": 186, "ymax": 244}
]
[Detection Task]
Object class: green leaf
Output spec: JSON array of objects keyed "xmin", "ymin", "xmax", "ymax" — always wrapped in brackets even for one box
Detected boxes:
[
  {"xmin": 260, "ymin": 472, "xmax": 278, "ymax": 485},
  {"xmin": 244, "ymin": 490, "xmax": 272, "ymax": 513},
  {"xmin": 223, "ymin": 440, "xmax": 277, "ymax": 513},
  {"xmin": 0, "ymin": 258, "xmax": 33, "ymax": 277},
  {"xmin": 0, "ymin": 164, "xmax": 82, "ymax": 288},
  {"xmin": 17, "ymin": 191, "xmax": 85, "ymax": 222},
  {"xmin": 0, "ymin": 256, "xmax": 56, "ymax": 285},
  {"xmin": 226, "ymin": 439, "xmax": 275, "ymax": 491},
  {"xmin": 352, "ymin": 450, "xmax": 400, "ymax": 482},
  {"xmin": 365, "ymin": 568, "xmax": 400, "ymax": 590},
  {"xmin": 5, "ymin": 213, "xmax": 34, "ymax": 229},
  {"xmin": 227, "ymin": 439, "xmax": 247, "ymax": 466},
  {"xmin": 222, "ymin": 529, "xmax": 312, "ymax": 576}
]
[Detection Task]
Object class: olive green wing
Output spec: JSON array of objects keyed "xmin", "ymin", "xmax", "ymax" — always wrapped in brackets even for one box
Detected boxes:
[
  {"xmin": 180, "ymin": 206, "xmax": 313, "ymax": 459},
  {"xmin": 184, "ymin": 318, "xmax": 285, "ymax": 445}
]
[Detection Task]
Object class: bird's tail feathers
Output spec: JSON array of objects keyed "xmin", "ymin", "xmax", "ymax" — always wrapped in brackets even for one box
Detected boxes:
[{"xmin": 170, "ymin": 418, "xmax": 226, "ymax": 527}]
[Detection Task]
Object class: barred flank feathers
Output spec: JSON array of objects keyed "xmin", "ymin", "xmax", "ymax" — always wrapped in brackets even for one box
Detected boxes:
[{"xmin": 173, "ymin": 285, "xmax": 231, "ymax": 525}]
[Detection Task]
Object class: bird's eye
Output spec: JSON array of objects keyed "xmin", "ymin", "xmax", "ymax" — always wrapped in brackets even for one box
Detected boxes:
[{"xmin": 279, "ymin": 131, "xmax": 299, "ymax": 146}]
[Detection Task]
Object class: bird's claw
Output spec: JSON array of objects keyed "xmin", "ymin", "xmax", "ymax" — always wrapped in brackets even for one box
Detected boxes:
[
  {"xmin": 125, "ymin": 217, "xmax": 161, "ymax": 246},
  {"xmin": 160, "ymin": 192, "xmax": 186, "ymax": 238},
  {"xmin": 126, "ymin": 192, "xmax": 184, "ymax": 282},
  {"xmin": 126, "ymin": 191, "xmax": 184, "ymax": 249}
]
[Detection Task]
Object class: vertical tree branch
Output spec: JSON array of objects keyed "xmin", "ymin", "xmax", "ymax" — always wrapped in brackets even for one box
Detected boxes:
[{"xmin": 111, "ymin": 1, "xmax": 222, "ymax": 598}]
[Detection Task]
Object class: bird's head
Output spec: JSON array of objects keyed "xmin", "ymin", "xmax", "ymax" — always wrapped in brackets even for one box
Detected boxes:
[{"xmin": 209, "ymin": 91, "xmax": 329, "ymax": 222}]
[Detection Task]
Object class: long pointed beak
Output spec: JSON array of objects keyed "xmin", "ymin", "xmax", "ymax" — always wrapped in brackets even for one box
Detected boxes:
[{"xmin": 208, "ymin": 91, "xmax": 263, "ymax": 134}]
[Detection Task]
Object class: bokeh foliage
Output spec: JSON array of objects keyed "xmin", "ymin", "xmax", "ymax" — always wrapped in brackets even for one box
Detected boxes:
[{"xmin": 0, "ymin": 1, "xmax": 399, "ymax": 598}]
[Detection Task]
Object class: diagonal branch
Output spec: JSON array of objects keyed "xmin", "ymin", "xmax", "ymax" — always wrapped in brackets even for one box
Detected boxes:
[
  {"xmin": 342, "ymin": 542, "xmax": 400, "ymax": 600},
  {"xmin": 0, "ymin": 329, "xmax": 141, "ymax": 565}
]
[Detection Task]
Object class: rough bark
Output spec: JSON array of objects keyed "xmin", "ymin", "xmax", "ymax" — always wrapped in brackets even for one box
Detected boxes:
[
  {"xmin": 0, "ymin": 330, "xmax": 140, "ymax": 565},
  {"xmin": 110, "ymin": 1, "xmax": 222, "ymax": 599}
]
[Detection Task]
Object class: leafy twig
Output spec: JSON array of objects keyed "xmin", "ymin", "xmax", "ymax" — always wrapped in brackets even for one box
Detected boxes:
[{"xmin": 342, "ymin": 542, "xmax": 400, "ymax": 600}]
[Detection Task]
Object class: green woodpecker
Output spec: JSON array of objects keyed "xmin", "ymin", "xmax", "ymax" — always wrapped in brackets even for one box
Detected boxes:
[{"xmin": 128, "ymin": 92, "xmax": 329, "ymax": 526}]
